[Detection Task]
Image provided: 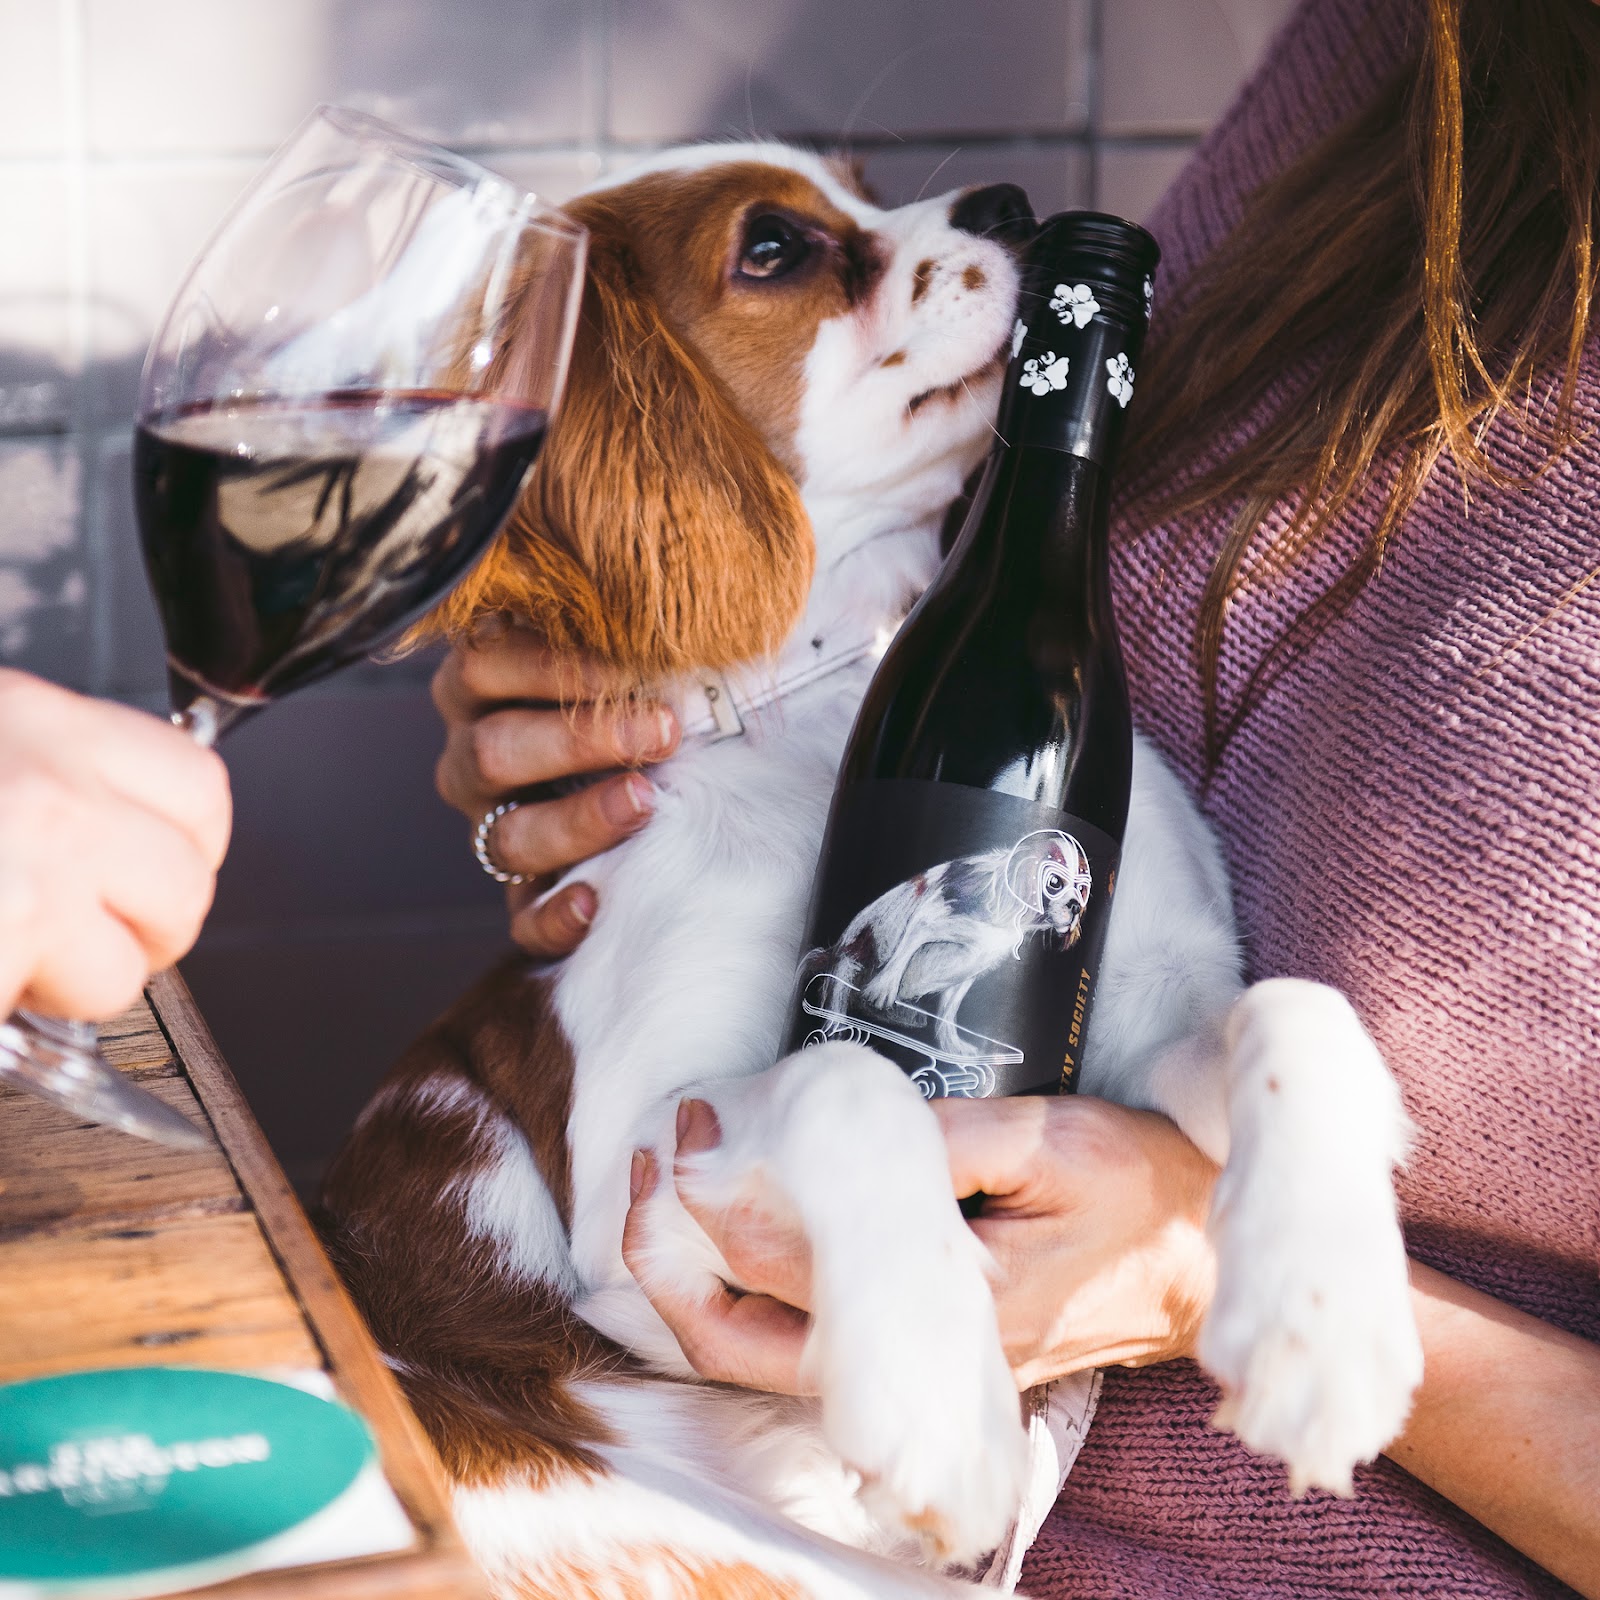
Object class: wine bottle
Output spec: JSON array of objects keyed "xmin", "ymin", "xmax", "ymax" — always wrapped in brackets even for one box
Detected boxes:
[{"xmin": 784, "ymin": 212, "xmax": 1158, "ymax": 1100}]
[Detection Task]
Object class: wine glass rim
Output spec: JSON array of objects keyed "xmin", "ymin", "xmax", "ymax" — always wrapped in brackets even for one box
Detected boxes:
[{"xmin": 310, "ymin": 103, "xmax": 587, "ymax": 244}]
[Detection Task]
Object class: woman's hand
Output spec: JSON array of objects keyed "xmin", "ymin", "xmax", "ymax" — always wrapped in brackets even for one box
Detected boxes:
[
  {"xmin": 0, "ymin": 669, "xmax": 231, "ymax": 1020},
  {"xmin": 622, "ymin": 1093, "xmax": 1219, "ymax": 1393},
  {"xmin": 935, "ymin": 1095, "xmax": 1218, "ymax": 1387},
  {"xmin": 431, "ymin": 623, "xmax": 679, "ymax": 957}
]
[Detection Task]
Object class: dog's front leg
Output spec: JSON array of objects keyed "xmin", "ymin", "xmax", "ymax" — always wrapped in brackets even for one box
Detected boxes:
[
  {"xmin": 1143, "ymin": 980, "xmax": 1424, "ymax": 1495},
  {"xmin": 933, "ymin": 978, "xmax": 976, "ymax": 1052},
  {"xmin": 619, "ymin": 1042, "xmax": 1030, "ymax": 1570}
]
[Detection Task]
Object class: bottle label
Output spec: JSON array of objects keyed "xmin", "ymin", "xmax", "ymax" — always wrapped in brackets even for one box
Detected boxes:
[{"xmin": 786, "ymin": 779, "xmax": 1119, "ymax": 1098}]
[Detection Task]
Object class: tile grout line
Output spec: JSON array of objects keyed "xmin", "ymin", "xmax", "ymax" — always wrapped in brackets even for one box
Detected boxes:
[
  {"xmin": 1087, "ymin": 0, "xmax": 1105, "ymax": 210},
  {"xmin": 57, "ymin": 0, "xmax": 113, "ymax": 695},
  {"xmin": 0, "ymin": 130, "xmax": 1206, "ymax": 181},
  {"xmin": 594, "ymin": 0, "xmax": 615, "ymax": 155},
  {"xmin": 57, "ymin": 0, "xmax": 89, "ymax": 382}
]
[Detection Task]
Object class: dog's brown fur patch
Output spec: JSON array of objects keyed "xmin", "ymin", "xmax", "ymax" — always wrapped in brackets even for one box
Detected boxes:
[
  {"xmin": 422, "ymin": 162, "xmax": 892, "ymax": 683},
  {"xmin": 320, "ymin": 958, "xmax": 626, "ymax": 1488},
  {"xmin": 509, "ymin": 1551, "xmax": 808, "ymax": 1600}
]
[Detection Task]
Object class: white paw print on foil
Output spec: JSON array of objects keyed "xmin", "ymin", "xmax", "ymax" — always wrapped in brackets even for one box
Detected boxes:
[
  {"xmin": 1050, "ymin": 282, "xmax": 1099, "ymax": 328},
  {"xmin": 1021, "ymin": 351, "xmax": 1070, "ymax": 395},
  {"xmin": 1011, "ymin": 317, "xmax": 1027, "ymax": 359},
  {"xmin": 1105, "ymin": 352, "xmax": 1135, "ymax": 407}
]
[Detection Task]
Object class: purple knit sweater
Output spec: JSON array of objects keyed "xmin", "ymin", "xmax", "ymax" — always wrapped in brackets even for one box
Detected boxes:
[{"xmin": 1022, "ymin": 2, "xmax": 1600, "ymax": 1595}]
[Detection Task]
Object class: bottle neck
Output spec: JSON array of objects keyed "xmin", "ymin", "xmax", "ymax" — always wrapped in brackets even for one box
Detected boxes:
[
  {"xmin": 939, "ymin": 442, "xmax": 1112, "ymax": 630},
  {"xmin": 998, "ymin": 278, "xmax": 1150, "ymax": 470}
]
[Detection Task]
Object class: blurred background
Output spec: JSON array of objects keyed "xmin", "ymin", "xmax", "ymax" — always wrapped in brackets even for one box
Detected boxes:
[{"xmin": 0, "ymin": 0, "xmax": 1294, "ymax": 1194}]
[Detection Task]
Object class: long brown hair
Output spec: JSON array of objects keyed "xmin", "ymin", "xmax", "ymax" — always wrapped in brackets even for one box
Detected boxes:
[{"xmin": 1120, "ymin": 0, "xmax": 1600, "ymax": 769}]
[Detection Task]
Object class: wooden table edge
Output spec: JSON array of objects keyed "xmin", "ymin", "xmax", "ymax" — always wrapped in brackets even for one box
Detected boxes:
[{"xmin": 145, "ymin": 969, "xmax": 484, "ymax": 1598}]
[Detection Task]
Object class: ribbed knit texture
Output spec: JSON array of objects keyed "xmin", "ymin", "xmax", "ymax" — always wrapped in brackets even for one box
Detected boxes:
[{"xmin": 1023, "ymin": 1, "xmax": 1600, "ymax": 1594}]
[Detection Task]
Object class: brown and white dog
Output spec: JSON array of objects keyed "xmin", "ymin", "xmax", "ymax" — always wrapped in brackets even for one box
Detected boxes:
[{"xmin": 321, "ymin": 145, "xmax": 1423, "ymax": 1599}]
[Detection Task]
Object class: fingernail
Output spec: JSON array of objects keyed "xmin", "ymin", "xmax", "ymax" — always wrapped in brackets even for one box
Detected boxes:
[
  {"xmin": 600, "ymin": 772, "xmax": 655, "ymax": 829},
  {"xmin": 616, "ymin": 707, "xmax": 678, "ymax": 762},
  {"xmin": 676, "ymin": 1098, "xmax": 721, "ymax": 1155},
  {"xmin": 565, "ymin": 884, "xmax": 596, "ymax": 929}
]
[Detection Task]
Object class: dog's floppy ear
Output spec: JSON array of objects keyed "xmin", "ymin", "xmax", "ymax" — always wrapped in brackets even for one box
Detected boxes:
[{"xmin": 426, "ymin": 197, "xmax": 815, "ymax": 682}]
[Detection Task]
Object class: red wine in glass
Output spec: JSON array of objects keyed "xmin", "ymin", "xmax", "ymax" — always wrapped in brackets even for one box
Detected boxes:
[
  {"xmin": 0, "ymin": 107, "xmax": 585, "ymax": 1147},
  {"xmin": 135, "ymin": 391, "xmax": 548, "ymax": 722}
]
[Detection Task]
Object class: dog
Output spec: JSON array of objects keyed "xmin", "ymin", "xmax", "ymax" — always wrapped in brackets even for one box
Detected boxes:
[{"xmin": 320, "ymin": 143, "xmax": 1423, "ymax": 1600}]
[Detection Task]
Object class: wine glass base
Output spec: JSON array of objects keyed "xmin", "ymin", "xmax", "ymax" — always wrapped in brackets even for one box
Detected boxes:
[{"xmin": 0, "ymin": 1011, "xmax": 213, "ymax": 1150}]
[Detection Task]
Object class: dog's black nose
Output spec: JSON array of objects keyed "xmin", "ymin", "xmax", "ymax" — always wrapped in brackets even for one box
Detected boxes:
[{"xmin": 949, "ymin": 183, "xmax": 1036, "ymax": 245}]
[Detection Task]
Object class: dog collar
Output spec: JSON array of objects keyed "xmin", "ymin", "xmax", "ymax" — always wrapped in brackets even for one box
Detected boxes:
[{"xmin": 677, "ymin": 623, "xmax": 893, "ymax": 745}]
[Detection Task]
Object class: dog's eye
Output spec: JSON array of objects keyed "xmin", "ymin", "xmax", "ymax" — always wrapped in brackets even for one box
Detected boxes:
[{"xmin": 738, "ymin": 215, "xmax": 811, "ymax": 280}]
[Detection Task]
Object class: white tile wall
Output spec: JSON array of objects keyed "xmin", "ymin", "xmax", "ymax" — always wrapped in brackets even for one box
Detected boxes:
[
  {"xmin": 0, "ymin": 1, "xmax": 69, "ymax": 159},
  {"xmin": 324, "ymin": 0, "xmax": 599, "ymax": 146},
  {"xmin": 85, "ymin": 0, "xmax": 600, "ymax": 156},
  {"xmin": 0, "ymin": 0, "xmax": 1300, "ymax": 1185},
  {"xmin": 1096, "ymin": 141, "xmax": 1200, "ymax": 224},
  {"xmin": 84, "ymin": 163, "xmax": 261, "ymax": 415},
  {"xmin": 480, "ymin": 149, "xmax": 604, "ymax": 206},
  {"xmin": 0, "ymin": 171, "xmax": 75, "ymax": 426},
  {"xmin": 863, "ymin": 144, "xmax": 1091, "ymax": 218},
  {"xmin": 0, "ymin": 436, "xmax": 87, "ymax": 683},
  {"xmin": 83, "ymin": 0, "xmax": 333, "ymax": 157},
  {"xmin": 93, "ymin": 431, "xmax": 163, "ymax": 696},
  {"xmin": 1101, "ymin": 0, "xmax": 1298, "ymax": 135},
  {"xmin": 608, "ymin": 0, "xmax": 1093, "ymax": 141}
]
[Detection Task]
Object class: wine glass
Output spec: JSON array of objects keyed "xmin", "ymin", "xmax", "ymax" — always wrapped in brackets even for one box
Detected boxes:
[{"xmin": 0, "ymin": 106, "xmax": 587, "ymax": 1148}]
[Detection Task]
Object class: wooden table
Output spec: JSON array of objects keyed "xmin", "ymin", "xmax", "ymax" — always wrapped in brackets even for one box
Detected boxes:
[{"xmin": 0, "ymin": 971, "xmax": 486, "ymax": 1600}]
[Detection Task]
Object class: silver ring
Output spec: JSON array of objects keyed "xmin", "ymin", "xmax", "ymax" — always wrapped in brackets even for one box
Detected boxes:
[{"xmin": 474, "ymin": 801, "xmax": 526, "ymax": 884}]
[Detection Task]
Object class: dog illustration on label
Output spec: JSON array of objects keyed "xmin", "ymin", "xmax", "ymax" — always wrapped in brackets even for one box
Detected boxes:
[{"xmin": 799, "ymin": 829, "xmax": 1092, "ymax": 1097}]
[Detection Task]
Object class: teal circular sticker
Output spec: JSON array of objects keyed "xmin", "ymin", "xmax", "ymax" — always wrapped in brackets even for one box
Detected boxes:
[{"xmin": 0, "ymin": 1368, "xmax": 375, "ymax": 1582}]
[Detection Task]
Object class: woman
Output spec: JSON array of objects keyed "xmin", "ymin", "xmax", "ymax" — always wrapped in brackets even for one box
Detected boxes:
[
  {"xmin": 431, "ymin": 0, "xmax": 1600, "ymax": 1592},
  {"xmin": 0, "ymin": 668, "xmax": 230, "ymax": 1020}
]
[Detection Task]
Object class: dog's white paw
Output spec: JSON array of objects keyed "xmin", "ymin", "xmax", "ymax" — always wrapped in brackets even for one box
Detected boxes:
[
  {"xmin": 1200, "ymin": 1187, "xmax": 1422, "ymax": 1495},
  {"xmin": 809, "ymin": 1225, "xmax": 1029, "ymax": 1566}
]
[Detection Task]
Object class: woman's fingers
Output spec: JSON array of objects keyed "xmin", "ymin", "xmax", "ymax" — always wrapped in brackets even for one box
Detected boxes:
[
  {"xmin": 433, "ymin": 626, "xmax": 615, "ymax": 715},
  {"xmin": 430, "ymin": 629, "xmax": 676, "ymax": 816},
  {"xmin": 672, "ymin": 1098, "xmax": 817, "ymax": 1309},
  {"xmin": 429, "ymin": 635, "xmax": 680, "ymax": 959},
  {"xmin": 90, "ymin": 800, "xmax": 219, "ymax": 972},
  {"xmin": 507, "ymin": 881, "xmax": 597, "ymax": 960},
  {"xmin": 21, "ymin": 908, "xmax": 152, "ymax": 1021},
  {"xmin": 622, "ymin": 1150, "xmax": 814, "ymax": 1394},
  {"xmin": 0, "ymin": 671, "xmax": 232, "ymax": 869},
  {"xmin": 441, "ymin": 701, "xmax": 677, "ymax": 811},
  {"xmin": 79, "ymin": 708, "xmax": 232, "ymax": 870},
  {"xmin": 656, "ymin": 1280, "xmax": 814, "ymax": 1394},
  {"xmin": 930, "ymin": 1094, "xmax": 1055, "ymax": 1202},
  {"xmin": 481, "ymin": 771, "xmax": 656, "ymax": 886},
  {"xmin": 14, "ymin": 797, "xmax": 218, "ymax": 1019},
  {"xmin": 435, "ymin": 698, "xmax": 678, "ymax": 825},
  {"xmin": 0, "ymin": 673, "xmax": 231, "ymax": 1020}
]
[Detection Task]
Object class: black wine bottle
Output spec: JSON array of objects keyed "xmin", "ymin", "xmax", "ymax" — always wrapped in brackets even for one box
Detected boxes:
[{"xmin": 785, "ymin": 212, "xmax": 1159, "ymax": 1100}]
